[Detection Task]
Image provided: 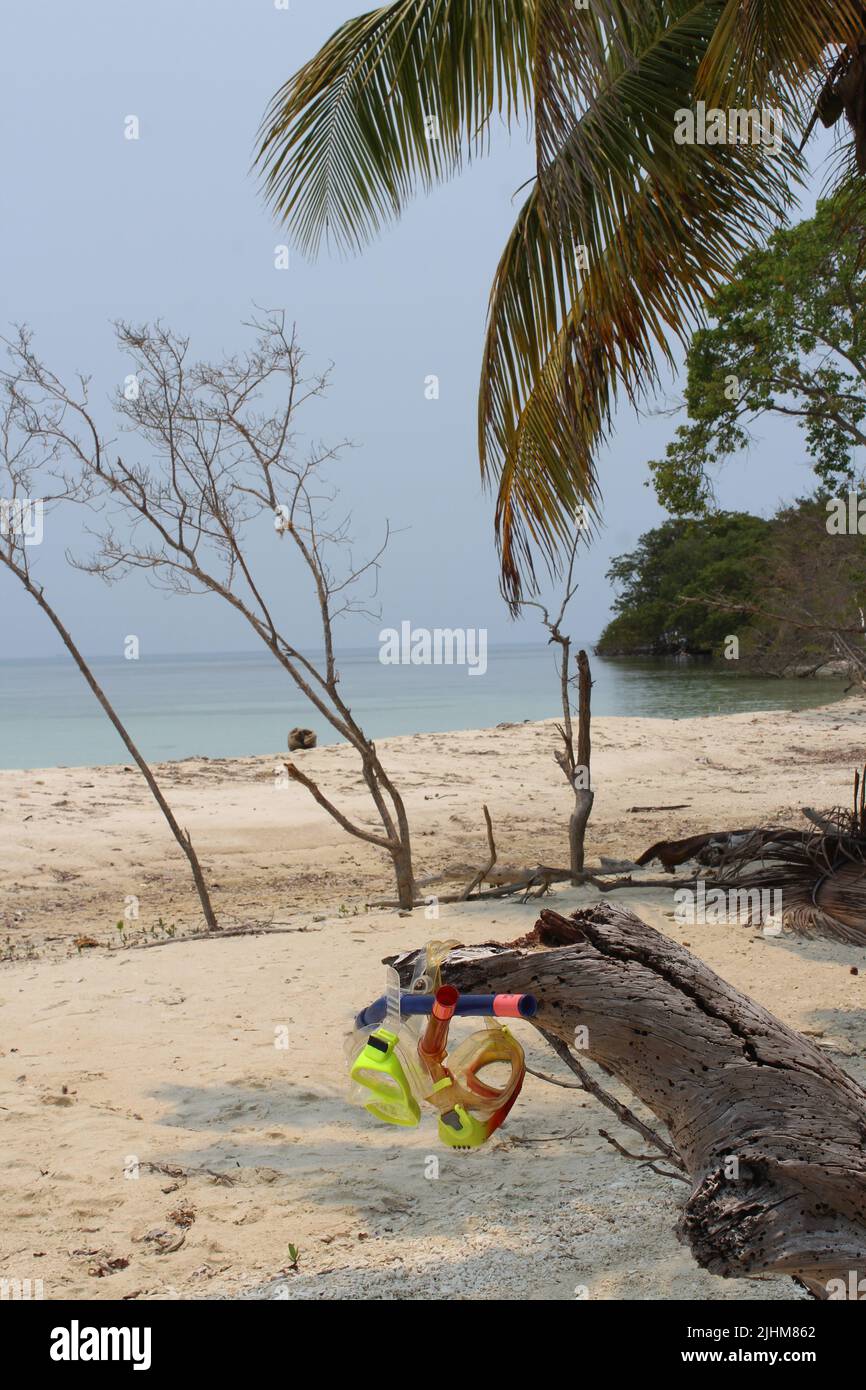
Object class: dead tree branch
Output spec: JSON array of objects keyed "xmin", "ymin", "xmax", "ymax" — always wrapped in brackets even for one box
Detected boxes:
[
  {"xmin": 461, "ymin": 804, "xmax": 497, "ymax": 899},
  {"xmin": 2, "ymin": 316, "xmax": 416, "ymax": 908},
  {"xmin": 0, "ymin": 367, "xmax": 219, "ymax": 930},
  {"xmin": 508, "ymin": 535, "xmax": 594, "ymax": 881}
]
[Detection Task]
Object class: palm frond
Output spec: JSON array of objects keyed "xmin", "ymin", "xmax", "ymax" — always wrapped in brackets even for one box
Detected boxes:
[
  {"xmin": 254, "ymin": 0, "xmax": 535, "ymax": 256},
  {"xmin": 531, "ymin": 1, "xmax": 675, "ymax": 173},
  {"xmin": 711, "ymin": 770, "xmax": 866, "ymax": 947},
  {"xmin": 696, "ymin": 0, "xmax": 866, "ymax": 110},
  {"xmin": 258, "ymin": 0, "xmax": 866, "ymax": 600},
  {"xmin": 481, "ymin": 0, "xmax": 802, "ymax": 600}
]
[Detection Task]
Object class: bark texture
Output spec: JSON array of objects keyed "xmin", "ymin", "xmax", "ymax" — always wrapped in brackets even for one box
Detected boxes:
[
  {"xmin": 568, "ymin": 648, "xmax": 594, "ymax": 879},
  {"xmin": 391, "ymin": 903, "xmax": 866, "ymax": 1296}
]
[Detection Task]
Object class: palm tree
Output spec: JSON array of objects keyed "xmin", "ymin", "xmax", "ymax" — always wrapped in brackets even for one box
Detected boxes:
[{"xmin": 255, "ymin": 2, "xmax": 866, "ymax": 602}]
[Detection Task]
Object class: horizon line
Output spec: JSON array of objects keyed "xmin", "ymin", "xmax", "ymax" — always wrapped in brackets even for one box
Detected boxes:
[{"xmin": 0, "ymin": 637, "xmax": 604, "ymax": 666}]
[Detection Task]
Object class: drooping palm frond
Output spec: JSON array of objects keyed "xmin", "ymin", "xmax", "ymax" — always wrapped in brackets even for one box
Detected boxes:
[
  {"xmin": 257, "ymin": 0, "xmax": 866, "ymax": 600},
  {"xmin": 482, "ymin": 1, "xmax": 802, "ymax": 598},
  {"xmin": 255, "ymin": 0, "xmax": 536, "ymax": 257},
  {"xmin": 530, "ymin": 1, "xmax": 673, "ymax": 175},
  {"xmin": 697, "ymin": 0, "xmax": 866, "ymax": 111}
]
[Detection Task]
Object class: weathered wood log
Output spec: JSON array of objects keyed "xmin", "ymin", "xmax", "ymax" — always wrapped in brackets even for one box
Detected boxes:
[{"xmin": 390, "ymin": 903, "xmax": 866, "ymax": 1297}]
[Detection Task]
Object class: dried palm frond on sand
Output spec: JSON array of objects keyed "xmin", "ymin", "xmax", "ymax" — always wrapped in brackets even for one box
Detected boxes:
[{"xmin": 709, "ymin": 767, "xmax": 866, "ymax": 947}]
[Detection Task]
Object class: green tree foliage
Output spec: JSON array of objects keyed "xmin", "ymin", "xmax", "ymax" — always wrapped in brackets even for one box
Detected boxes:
[
  {"xmin": 732, "ymin": 497, "xmax": 866, "ymax": 676},
  {"xmin": 597, "ymin": 512, "xmax": 771, "ymax": 656},
  {"xmin": 598, "ymin": 498, "xmax": 866, "ymax": 675},
  {"xmin": 649, "ymin": 194, "xmax": 866, "ymax": 516}
]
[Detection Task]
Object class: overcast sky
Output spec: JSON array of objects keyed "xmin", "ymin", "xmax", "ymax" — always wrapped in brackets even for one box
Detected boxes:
[{"xmin": 0, "ymin": 0, "xmax": 842, "ymax": 659}]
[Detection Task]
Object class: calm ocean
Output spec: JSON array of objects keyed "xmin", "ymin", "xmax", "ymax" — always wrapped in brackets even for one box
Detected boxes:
[{"xmin": 0, "ymin": 645, "xmax": 847, "ymax": 770}]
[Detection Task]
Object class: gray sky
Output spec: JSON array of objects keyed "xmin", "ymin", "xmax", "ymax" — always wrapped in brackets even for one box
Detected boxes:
[{"xmin": 0, "ymin": 0, "xmax": 841, "ymax": 659}]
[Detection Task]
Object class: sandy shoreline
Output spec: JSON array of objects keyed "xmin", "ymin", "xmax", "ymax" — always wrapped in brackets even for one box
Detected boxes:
[
  {"xmin": 4, "ymin": 699, "xmax": 866, "ymax": 955},
  {"xmin": 2, "ymin": 700, "xmax": 866, "ymax": 1300}
]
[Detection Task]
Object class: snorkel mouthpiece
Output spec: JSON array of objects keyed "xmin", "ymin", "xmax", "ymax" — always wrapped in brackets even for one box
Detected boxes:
[{"xmin": 439, "ymin": 1105, "xmax": 490, "ymax": 1149}]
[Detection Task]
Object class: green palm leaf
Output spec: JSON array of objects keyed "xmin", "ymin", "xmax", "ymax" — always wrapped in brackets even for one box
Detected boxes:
[
  {"xmin": 257, "ymin": 0, "xmax": 863, "ymax": 599},
  {"xmin": 255, "ymin": 1, "xmax": 536, "ymax": 256},
  {"xmin": 482, "ymin": 0, "xmax": 802, "ymax": 598},
  {"xmin": 696, "ymin": 0, "xmax": 866, "ymax": 109}
]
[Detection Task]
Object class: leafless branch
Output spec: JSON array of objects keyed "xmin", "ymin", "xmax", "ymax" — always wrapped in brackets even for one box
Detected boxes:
[
  {"xmin": 461, "ymin": 804, "xmax": 497, "ymax": 899},
  {"xmin": 1, "ymin": 315, "xmax": 417, "ymax": 907}
]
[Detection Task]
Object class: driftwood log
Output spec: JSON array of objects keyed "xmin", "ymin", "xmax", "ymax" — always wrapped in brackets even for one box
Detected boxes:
[{"xmin": 391, "ymin": 903, "xmax": 866, "ymax": 1298}]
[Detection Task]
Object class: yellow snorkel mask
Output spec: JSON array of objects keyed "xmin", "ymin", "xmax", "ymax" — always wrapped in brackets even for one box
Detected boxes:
[{"xmin": 347, "ymin": 945, "xmax": 536, "ymax": 1149}]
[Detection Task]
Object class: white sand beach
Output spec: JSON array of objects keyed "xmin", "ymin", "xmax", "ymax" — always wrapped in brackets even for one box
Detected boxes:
[{"xmin": 2, "ymin": 700, "xmax": 865, "ymax": 1300}]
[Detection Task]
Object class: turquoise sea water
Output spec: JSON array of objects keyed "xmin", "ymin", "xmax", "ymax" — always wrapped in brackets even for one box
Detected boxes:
[{"xmin": 0, "ymin": 645, "xmax": 847, "ymax": 770}]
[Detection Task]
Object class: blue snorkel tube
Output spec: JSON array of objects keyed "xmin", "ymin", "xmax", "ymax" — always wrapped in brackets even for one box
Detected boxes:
[{"xmin": 354, "ymin": 991, "xmax": 537, "ymax": 1032}]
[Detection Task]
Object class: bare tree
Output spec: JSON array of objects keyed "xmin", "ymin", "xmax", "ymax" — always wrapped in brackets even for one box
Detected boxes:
[
  {"xmin": 697, "ymin": 592, "xmax": 866, "ymax": 687},
  {"xmin": 3, "ymin": 315, "xmax": 417, "ymax": 908},
  {"xmin": 0, "ymin": 356, "xmax": 220, "ymax": 931},
  {"xmin": 509, "ymin": 536, "xmax": 594, "ymax": 879}
]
